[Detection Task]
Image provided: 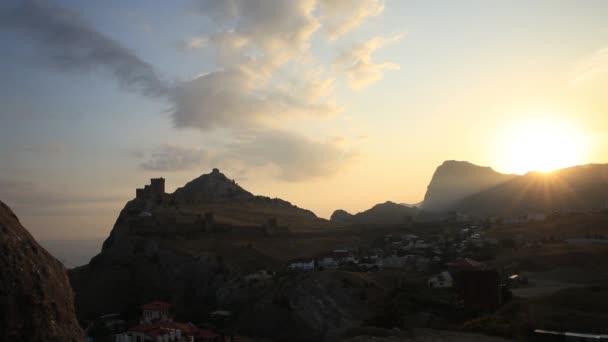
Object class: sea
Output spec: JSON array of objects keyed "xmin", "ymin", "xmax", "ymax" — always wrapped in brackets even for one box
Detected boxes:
[{"xmin": 39, "ymin": 239, "xmax": 105, "ymax": 269}]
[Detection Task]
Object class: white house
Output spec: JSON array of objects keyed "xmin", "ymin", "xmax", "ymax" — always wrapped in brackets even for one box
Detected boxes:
[
  {"xmin": 288, "ymin": 259, "xmax": 315, "ymax": 271},
  {"xmin": 317, "ymin": 256, "xmax": 339, "ymax": 268},
  {"xmin": 141, "ymin": 301, "xmax": 172, "ymax": 323},
  {"xmin": 428, "ymin": 271, "xmax": 453, "ymax": 288}
]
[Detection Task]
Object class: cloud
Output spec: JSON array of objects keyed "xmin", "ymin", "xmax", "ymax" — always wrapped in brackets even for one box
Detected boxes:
[
  {"xmin": 0, "ymin": 0, "xmax": 169, "ymax": 97},
  {"xmin": 224, "ymin": 129, "xmax": 356, "ymax": 181},
  {"xmin": 334, "ymin": 34, "xmax": 403, "ymax": 90},
  {"xmin": 570, "ymin": 47, "xmax": 608, "ymax": 87},
  {"xmin": 195, "ymin": 0, "xmax": 320, "ymax": 66},
  {"xmin": 139, "ymin": 144, "xmax": 208, "ymax": 172},
  {"xmin": 179, "ymin": 36, "xmax": 208, "ymax": 50},
  {"xmin": 170, "ymin": 67, "xmax": 339, "ymax": 130},
  {"xmin": 319, "ymin": 0, "xmax": 384, "ymax": 40}
]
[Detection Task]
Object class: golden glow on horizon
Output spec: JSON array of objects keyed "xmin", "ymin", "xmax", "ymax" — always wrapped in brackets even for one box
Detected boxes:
[{"xmin": 495, "ymin": 115, "xmax": 590, "ymax": 174}]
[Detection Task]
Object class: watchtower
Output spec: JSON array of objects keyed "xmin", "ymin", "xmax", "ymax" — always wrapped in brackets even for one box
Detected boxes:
[{"xmin": 150, "ymin": 178, "xmax": 165, "ymax": 195}]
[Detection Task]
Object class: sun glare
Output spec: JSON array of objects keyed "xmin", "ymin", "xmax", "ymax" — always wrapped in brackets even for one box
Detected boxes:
[{"xmin": 496, "ymin": 115, "xmax": 590, "ymax": 174}]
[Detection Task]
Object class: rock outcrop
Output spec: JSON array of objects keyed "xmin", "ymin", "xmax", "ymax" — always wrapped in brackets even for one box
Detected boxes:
[
  {"xmin": 422, "ymin": 161, "xmax": 516, "ymax": 212},
  {"xmin": 0, "ymin": 200, "xmax": 82, "ymax": 342}
]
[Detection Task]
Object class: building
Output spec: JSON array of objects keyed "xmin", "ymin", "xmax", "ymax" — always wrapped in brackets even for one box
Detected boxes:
[
  {"xmin": 288, "ymin": 259, "xmax": 315, "ymax": 271},
  {"xmin": 448, "ymin": 259, "xmax": 502, "ymax": 311},
  {"xmin": 115, "ymin": 301, "xmax": 231, "ymax": 342},
  {"xmin": 141, "ymin": 301, "xmax": 172, "ymax": 323},
  {"xmin": 428, "ymin": 271, "xmax": 453, "ymax": 288},
  {"xmin": 136, "ymin": 178, "xmax": 166, "ymax": 200}
]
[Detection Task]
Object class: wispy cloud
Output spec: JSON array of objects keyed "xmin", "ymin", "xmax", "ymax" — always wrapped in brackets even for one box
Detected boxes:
[
  {"xmin": 333, "ymin": 34, "xmax": 403, "ymax": 90},
  {"xmin": 179, "ymin": 36, "xmax": 208, "ymax": 50},
  {"xmin": 570, "ymin": 47, "xmax": 608, "ymax": 87},
  {"xmin": 319, "ymin": 0, "xmax": 384, "ymax": 40},
  {"xmin": 0, "ymin": 0, "xmax": 169, "ymax": 97},
  {"xmin": 139, "ymin": 144, "xmax": 208, "ymax": 172}
]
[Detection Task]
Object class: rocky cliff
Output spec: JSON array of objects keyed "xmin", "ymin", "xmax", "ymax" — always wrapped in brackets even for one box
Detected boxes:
[
  {"xmin": 0, "ymin": 200, "xmax": 82, "ymax": 342},
  {"xmin": 422, "ymin": 161, "xmax": 516, "ymax": 212}
]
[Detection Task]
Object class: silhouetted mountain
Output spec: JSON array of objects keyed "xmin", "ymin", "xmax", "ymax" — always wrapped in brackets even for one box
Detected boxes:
[
  {"xmin": 423, "ymin": 160, "xmax": 516, "ymax": 211},
  {"xmin": 331, "ymin": 201, "xmax": 417, "ymax": 225},
  {"xmin": 451, "ymin": 164, "xmax": 608, "ymax": 217},
  {"xmin": 0, "ymin": 201, "xmax": 81, "ymax": 341},
  {"xmin": 70, "ymin": 169, "xmax": 332, "ymax": 321}
]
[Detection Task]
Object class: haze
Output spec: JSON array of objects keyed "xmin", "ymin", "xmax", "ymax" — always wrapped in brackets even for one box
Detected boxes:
[{"xmin": 2, "ymin": 0, "xmax": 608, "ymax": 241}]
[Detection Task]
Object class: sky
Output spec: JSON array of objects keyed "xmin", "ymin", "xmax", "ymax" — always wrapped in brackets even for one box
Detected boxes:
[{"xmin": 1, "ymin": 0, "xmax": 608, "ymax": 240}]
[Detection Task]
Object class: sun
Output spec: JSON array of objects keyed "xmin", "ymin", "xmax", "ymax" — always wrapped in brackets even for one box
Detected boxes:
[{"xmin": 495, "ymin": 115, "xmax": 590, "ymax": 174}]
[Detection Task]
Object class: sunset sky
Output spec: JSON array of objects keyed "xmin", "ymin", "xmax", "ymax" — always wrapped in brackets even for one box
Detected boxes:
[{"xmin": 2, "ymin": 0, "xmax": 608, "ymax": 240}]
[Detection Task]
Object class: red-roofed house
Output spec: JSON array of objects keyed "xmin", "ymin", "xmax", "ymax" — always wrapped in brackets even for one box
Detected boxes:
[
  {"xmin": 115, "ymin": 321, "xmax": 222, "ymax": 342},
  {"xmin": 115, "ymin": 320, "xmax": 184, "ymax": 342}
]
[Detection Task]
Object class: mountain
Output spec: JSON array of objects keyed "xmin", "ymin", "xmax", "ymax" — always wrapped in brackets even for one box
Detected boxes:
[
  {"xmin": 331, "ymin": 201, "xmax": 417, "ymax": 225},
  {"xmin": 450, "ymin": 163, "xmax": 608, "ymax": 217},
  {"xmin": 0, "ymin": 200, "xmax": 81, "ymax": 341},
  {"xmin": 70, "ymin": 169, "xmax": 333, "ymax": 321},
  {"xmin": 422, "ymin": 160, "xmax": 516, "ymax": 211}
]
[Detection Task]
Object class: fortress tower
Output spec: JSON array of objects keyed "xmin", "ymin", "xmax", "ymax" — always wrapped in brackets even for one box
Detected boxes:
[
  {"xmin": 136, "ymin": 178, "xmax": 165, "ymax": 199},
  {"xmin": 150, "ymin": 177, "xmax": 165, "ymax": 195}
]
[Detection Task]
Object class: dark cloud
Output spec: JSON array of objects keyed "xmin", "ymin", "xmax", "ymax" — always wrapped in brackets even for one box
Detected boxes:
[
  {"xmin": 0, "ymin": 0, "xmax": 169, "ymax": 97},
  {"xmin": 139, "ymin": 144, "xmax": 208, "ymax": 172}
]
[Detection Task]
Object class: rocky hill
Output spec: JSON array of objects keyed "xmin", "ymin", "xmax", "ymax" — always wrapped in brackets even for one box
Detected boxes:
[
  {"xmin": 331, "ymin": 202, "xmax": 417, "ymax": 225},
  {"xmin": 450, "ymin": 163, "xmax": 608, "ymax": 217},
  {"xmin": 69, "ymin": 169, "xmax": 336, "ymax": 324},
  {"xmin": 0, "ymin": 200, "xmax": 82, "ymax": 341},
  {"xmin": 422, "ymin": 161, "xmax": 516, "ymax": 212}
]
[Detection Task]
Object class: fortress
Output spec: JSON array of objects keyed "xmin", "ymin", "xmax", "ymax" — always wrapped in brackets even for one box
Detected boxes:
[{"xmin": 136, "ymin": 178, "xmax": 165, "ymax": 199}]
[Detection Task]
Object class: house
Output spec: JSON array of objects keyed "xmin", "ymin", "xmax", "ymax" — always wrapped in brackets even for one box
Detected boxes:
[
  {"xmin": 428, "ymin": 271, "xmax": 453, "ymax": 288},
  {"xmin": 244, "ymin": 270, "xmax": 273, "ymax": 282},
  {"xmin": 141, "ymin": 301, "xmax": 172, "ymax": 323},
  {"xmin": 332, "ymin": 249, "xmax": 356, "ymax": 263},
  {"xmin": 116, "ymin": 321, "xmax": 213, "ymax": 342},
  {"xmin": 115, "ymin": 301, "xmax": 232, "ymax": 342},
  {"xmin": 317, "ymin": 255, "xmax": 339, "ymax": 269},
  {"xmin": 288, "ymin": 258, "xmax": 315, "ymax": 271}
]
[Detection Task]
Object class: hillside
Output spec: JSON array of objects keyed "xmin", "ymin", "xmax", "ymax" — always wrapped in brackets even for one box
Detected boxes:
[
  {"xmin": 70, "ymin": 169, "xmax": 346, "ymax": 323},
  {"xmin": 0, "ymin": 200, "xmax": 81, "ymax": 341},
  {"xmin": 331, "ymin": 201, "xmax": 417, "ymax": 225},
  {"xmin": 422, "ymin": 161, "xmax": 516, "ymax": 212},
  {"xmin": 450, "ymin": 164, "xmax": 608, "ymax": 217}
]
